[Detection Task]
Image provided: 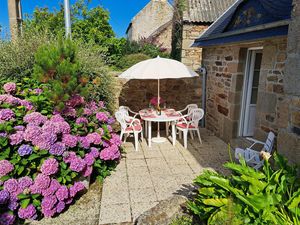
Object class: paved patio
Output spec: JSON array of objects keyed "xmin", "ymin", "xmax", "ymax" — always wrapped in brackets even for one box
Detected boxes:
[{"xmin": 99, "ymin": 128, "xmax": 230, "ymax": 224}]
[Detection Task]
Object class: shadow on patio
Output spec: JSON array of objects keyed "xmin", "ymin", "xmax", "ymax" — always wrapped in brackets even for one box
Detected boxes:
[{"xmin": 98, "ymin": 128, "xmax": 231, "ymax": 224}]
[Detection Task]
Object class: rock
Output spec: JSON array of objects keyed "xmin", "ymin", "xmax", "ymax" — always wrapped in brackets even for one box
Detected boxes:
[{"xmin": 135, "ymin": 195, "xmax": 188, "ymax": 225}]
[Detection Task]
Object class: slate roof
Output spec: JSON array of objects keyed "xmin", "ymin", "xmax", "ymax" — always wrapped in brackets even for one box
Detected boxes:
[{"xmin": 183, "ymin": 0, "xmax": 237, "ymax": 23}]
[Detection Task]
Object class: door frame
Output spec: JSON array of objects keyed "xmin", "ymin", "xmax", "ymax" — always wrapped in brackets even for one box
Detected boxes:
[{"xmin": 238, "ymin": 47, "xmax": 263, "ymax": 137}]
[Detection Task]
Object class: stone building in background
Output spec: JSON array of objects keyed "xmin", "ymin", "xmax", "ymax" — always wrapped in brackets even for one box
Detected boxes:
[
  {"xmin": 193, "ymin": 0, "xmax": 300, "ymax": 164},
  {"xmin": 178, "ymin": 0, "xmax": 235, "ymax": 70},
  {"xmin": 126, "ymin": 0, "xmax": 174, "ymax": 51},
  {"xmin": 7, "ymin": 0, "xmax": 22, "ymax": 39}
]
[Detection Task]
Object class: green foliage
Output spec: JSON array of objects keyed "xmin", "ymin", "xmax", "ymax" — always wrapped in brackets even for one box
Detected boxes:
[
  {"xmin": 188, "ymin": 154, "xmax": 300, "ymax": 225},
  {"xmin": 115, "ymin": 53, "xmax": 151, "ymax": 71},
  {"xmin": 33, "ymin": 38, "xmax": 89, "ymax": 111},
  {"xmin": 170, "ymin": 215, "xmax": 194, "ymax": 225},
  {"xmin": 0, "ymin": 31, "xmax": 54, "ymax": 79}
]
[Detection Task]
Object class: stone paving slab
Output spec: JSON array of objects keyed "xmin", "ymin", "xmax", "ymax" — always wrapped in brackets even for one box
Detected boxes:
[{"xmin": 98, "ymin": 129, "xmax": 229, "ymax": 224}]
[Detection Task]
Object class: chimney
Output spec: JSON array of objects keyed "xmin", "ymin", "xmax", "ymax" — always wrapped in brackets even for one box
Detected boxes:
[{"xmin": 7, "ymin": 0, "xmax": 22, "ymax": 40}]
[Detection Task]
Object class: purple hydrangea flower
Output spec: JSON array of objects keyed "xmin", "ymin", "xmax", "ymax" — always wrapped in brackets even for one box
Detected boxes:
[
  {"xmin": 42, "ymin": 121, "xmax": 60, "ymax": 134},
  {"xmin": 98, "ymin": 101, "xmax": 105, "ymax": 108},
  {"xmin": 41, "ymin": 195, "xmax": 57, "ymax": 217},
  {"xmin": 24, "ymin": 125, "xmax": 42, "ymax": 142},
  {"xmin": 83, "ymin": 166, "xmax": 93, "ymax": 177},
  {"xmin": 75, "ymin": 117, "xmax": 88, "ymax": 125},
  {"xmin": 69, "ymin": 182, "xmax": 85, "ymax": 197},
  {"xmin": 8, "ymin": 196, "xmax": 19, "ymax": 210},
  {"xmin": 61, "ymin": 106, "xmax": 76, "ymax": 118},
  {"xmin": 86, "ymin": 132, "xmax": 102, "ymax": 145},
  {"xmin": 0, "ymin": 109, "xmax": 15, "ymax": 121},
  {"xmin": 33, "ymin": 132, "xmax": 57, "ymax": 150},
  {"xmin": 90, "ymin": 147, "xmax": 99, "ymax": 158},
  {"xmin": 0, "ymin": 160, "xmax": 14, "ymax": 177},
  {"xmin": 34, "ymin": 174, "xmax": 51, "ymax": 190},
  {"xmin": 83, "ymin": 108, "xmax": 92, "ymax": 116},
  {"xmin": 107, "ymin": 117, "xmax": 115, "ymax": 125},
  {"xmin": 96, "ymin": 112, "xmax": 108, "ymax": 122},
  {"xmin": 18, "ymin": 204, "xmax": 37, "ymax": 220},
  {"xmin": 9, "ymin": 131, "xmax": 24, "ymax": 145},
  {"xmin": 18, "ymin": 144, "xmax": 33, "ymax": 156},
  {"xmin": 107, "ymin": 125, "xmax": 113, "ymax": 133},
  {"xmin": 66, "ymin": 95, "xmax": 85, "ymax": 108},
  {"xmin": 100, "ymin": 144, "xmax": 121, "ymax": 161},
  {"xmin": 4, "ymin": 179, "xmax": 18, "ymax": 194},
  {"xmin": 110, "ymin": 133, "xmax": 122, "ymax": 146},
  {"xmin": 3, "ymin": 82, "xmax": 16, "ymax": 94},
  {"xmin": 41, "ymin": 158, "xmax": 59, "ymax": 176},
  {"xmin": 84, "ymin": 153, "xmax": 95, "ymax": 166},
  {"xmin": 50, "ymin": 114, "xmax": 65, "ymax": 123},
  {"xmin": 56, "ymin": 201, "xmax": 66, "ymax": 213},
  {"xmin": 18, "ymin": 176, "xmax": 33, "ymax": 191},
  {"xmin": 62, "ymin": 134, "xmax": 78, "ymax": 148},
  {"xmin": 42, "ymin": 179, "xmax": 60, "ymax": 197},
  {"xmin": 14, "ymin": 125, "xmax": 25, "ymax": 131},
  {"xmin": 69, "ymin": 157, "xmax": 86, "ymax": 172},
  {"xmin": 55, "ymin": 186, "xmax": 69, "ymax": 201},
  {"xmin": 79, "ymin": 136, "xmax": 90, "ymax": 149},
  {"xmin": 0, "ymin": 132, "xmax": 7, "ymax": 137},
  {"xmin": 24, "ymin": 112, "xmax": 47, "ymax": 125},
  {"xmin": 0, "ymin": 212, "xmax": 15, "ymax": 225},
  {"xmin": 49, "ymin": 142, "xmax": 66, "ymax": 156},
  {"xmin": 63, "ymin": 151, "xmax": 77, "ymax": 163},
  {"xmin": 20, "ymin": 100, "xmax": 34, "ymax": 111},
  {"xmin": 0, "ymin": 190, "xmax": 10, "ymax": 204},
  {"xmin": 56, "ymin": 122, "xmax": 71, "ymax": 134}
]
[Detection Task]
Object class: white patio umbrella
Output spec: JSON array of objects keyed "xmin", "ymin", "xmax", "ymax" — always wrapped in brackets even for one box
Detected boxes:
[
  {"xmin": 119, "ymin": 56, "xmax": 198, "ymax": 105},
  {"xmin": 119, "ymin": 56, "xmax": 198, "ymax": 143}
]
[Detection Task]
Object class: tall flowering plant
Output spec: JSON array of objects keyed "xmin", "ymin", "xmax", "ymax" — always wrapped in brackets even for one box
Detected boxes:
[
  {"xmin": 149, "ymin": 97, "xmax": 164, "ymax": 108},
  {"xmin": 0, "ymin": 80, "xmax": 121, "ymax": 224}
]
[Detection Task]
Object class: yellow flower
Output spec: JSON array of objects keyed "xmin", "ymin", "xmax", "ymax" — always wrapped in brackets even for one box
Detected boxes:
[{"xmin": 260, "ymin": 151, "xmax": 271, "ymax": 161}]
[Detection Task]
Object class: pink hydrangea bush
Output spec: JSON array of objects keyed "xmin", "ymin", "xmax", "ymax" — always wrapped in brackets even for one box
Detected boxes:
[{"xmin": 0, "ymin": 82, "xmax": 122, "ymax": 224}]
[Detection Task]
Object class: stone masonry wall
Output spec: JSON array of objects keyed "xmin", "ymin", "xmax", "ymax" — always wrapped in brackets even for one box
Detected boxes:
[
  {"xmin": 202, "ymin": 38, "xmax": 287, "ymax": 143},
  {"xmin": 181, "ymin": 24, "xmax": 209, "ymax": 70},
  {"xmin": 117, "ymin": 77, "xmax": 202, "ymax": 113},
  {"xmin": 128, "ymin": 0, "xmax": 173, "ymax": 50},
  {"xmin": 278, "ymin": 0, "xmax": 300, "ymax": 165}
]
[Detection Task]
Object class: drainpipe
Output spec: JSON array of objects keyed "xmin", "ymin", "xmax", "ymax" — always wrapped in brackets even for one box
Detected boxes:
[{"xmin": 199, "ymin": 67, "xmax": 207, "ymax": 128}]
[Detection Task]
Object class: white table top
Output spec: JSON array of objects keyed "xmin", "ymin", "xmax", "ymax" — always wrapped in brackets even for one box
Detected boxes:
[{"xmin": 139, "ymin": 108, "xmax": 181, "ymax": 122}]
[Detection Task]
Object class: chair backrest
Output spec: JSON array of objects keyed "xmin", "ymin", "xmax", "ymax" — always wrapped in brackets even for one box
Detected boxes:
[
  {"xmin": 190, "ymin": 108, "xmax": 204, "ymax": 127},
  {"xmin": 119, "ymin": 106, "xmax": 129, "ymax": 117},
  {"xmin": 264, "ymin": 132, "xmax": 275, "ymax": 153},
  {"xmin": 115, "ymin": 110, "xmax": 127, "ymax": 130},
  {"xmin": 187, "ymin": 104, "xmax": 198, "ymax": 115}
]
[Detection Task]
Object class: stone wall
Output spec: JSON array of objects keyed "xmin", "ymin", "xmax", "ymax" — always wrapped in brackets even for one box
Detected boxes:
[
  {"xmin": 181, "ymin": 23, "xmax": 209, "ymax": 70},
  {"xmin": 117, "ymin": 77, "xmax": 202, "ymax": 113},
  {"xmin": 277, "ymin": 0, "xmax": 300, "ymax": 165},
  {"xmin": 128, "ymin": 0, "xmax": 173, "ymax": 50},
  {"xmin": 151, "ymin": 22, "xmax": 173, "ymax": 51},
  {"xmin": 202, "ymin": 38, "xmax": 288, "ymax": 143}
]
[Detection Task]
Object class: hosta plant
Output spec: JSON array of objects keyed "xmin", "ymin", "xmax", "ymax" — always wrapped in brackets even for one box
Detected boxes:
[
  {"xmin": 0, "ymin": 80, "xmax": 121, "ymax": 224},
  {"xmin": 188, "ymin": 153, "xmax": 300, "ymax": 225}
]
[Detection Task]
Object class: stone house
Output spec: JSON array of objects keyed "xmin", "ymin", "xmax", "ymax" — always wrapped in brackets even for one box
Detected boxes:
[
  {"xmin": 193, "ymin": 0, "xmax": 300, "ymax": 164},
  {"xmin": 178, "ymin": 0, "xmax": 236, "ymax": 70},
  {"xmin": 126, "ymin": 0, "xmax": 174, "ymax": 51}
]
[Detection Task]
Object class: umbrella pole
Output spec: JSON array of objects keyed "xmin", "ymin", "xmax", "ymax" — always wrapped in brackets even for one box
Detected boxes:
[{"xmin": 157, "ymin": 79, "xmax": 160, "ymax": 138}]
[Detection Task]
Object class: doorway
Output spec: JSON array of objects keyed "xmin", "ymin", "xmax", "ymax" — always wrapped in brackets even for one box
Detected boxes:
[{"xmin": 239, "ymin": 48, "xmax": 263, "ymax": 137}]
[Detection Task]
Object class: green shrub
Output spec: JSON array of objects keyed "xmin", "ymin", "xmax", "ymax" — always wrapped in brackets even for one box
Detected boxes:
[
  {"xmin": 115, "ymin": 53, "xmax": 151, "ymax": 71},
  {"xmin": 188, "ymin": 154, "xmax": 300, "ymax": 225},
  {"xmin": 0, "ymin": 31, "xmax": 54, "ymax": 79}
]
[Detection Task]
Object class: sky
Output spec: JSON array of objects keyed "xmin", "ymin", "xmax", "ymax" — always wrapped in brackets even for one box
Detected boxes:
[{"xmin": 0, "ymin": 0, "xmax": 152, "ymax": 38}]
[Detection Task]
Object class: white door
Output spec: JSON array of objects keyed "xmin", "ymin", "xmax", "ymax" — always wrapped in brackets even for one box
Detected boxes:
[{"xmin": 241, "ymin": 50, "xmax": 262, "ymax": 137}]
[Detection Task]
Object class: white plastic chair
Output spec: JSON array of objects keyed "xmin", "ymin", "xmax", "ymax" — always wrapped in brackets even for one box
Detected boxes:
[
  {"xmin": 119, "ymin": 105, "xmax": 148, "ymax": 138},
  {"xmin": 177, "ymin": 104, "xmax": 198, "ymax": 118},
  {"xmin": 115, "ymin": 110, "xmax": 143, "ymax": 151},
  {"xmin": 176, "ymin": 108, "xmax": 204, "ymax": 149},
  {"xmin": 235, "ymin": 132, "xmax": 275, "ymax": 170}
]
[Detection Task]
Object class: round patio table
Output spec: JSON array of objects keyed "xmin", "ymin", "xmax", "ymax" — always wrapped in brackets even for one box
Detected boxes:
[{"xmin": 139, "ymin": 109, "xmax": 181, "ymax": 147}]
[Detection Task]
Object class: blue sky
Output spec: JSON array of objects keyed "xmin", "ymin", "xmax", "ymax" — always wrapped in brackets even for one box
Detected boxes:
[{"xmin": 0, "ymin": 0, "xmax": 151, "ymax": 38}]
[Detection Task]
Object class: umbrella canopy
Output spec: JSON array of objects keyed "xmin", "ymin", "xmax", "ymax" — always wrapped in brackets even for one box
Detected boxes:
[{"xmin": 119, "ymin": 56, "xmax": 198, "ymax": 80}]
